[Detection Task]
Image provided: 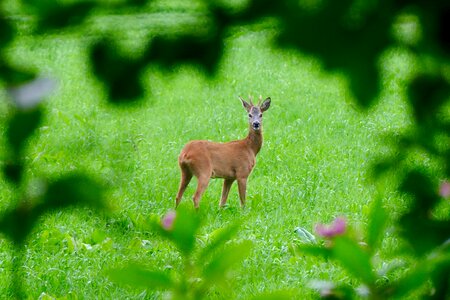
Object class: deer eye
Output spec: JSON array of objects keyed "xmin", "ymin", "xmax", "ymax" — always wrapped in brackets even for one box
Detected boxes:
[
  {"xmin": 259, "ymin": 114, "xmax": 262, "ymax": 118},
  {"xmin": 248, "ymin": 114, "xmax": 252, "ymax": 118}
]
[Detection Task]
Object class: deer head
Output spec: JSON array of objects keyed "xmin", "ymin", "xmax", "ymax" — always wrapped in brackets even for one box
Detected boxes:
[{"xmin": 240, "ymin": 95, "xmax": 271, "ymax": 131}]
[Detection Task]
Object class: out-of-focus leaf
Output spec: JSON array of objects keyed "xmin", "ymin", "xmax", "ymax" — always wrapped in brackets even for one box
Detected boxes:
[
  {"xmin": 0, "ymin": 63, "xmax": 36, "ymax": 86},
  {"xmin": 332, "ymin": 236, "xmax": 376, "ymax": 284},
  {"xmin": 398, "ymin": 170, "xmax": 450, "ymax": 255},
  {"xmin": 109, "ymin": 265, "xmax": 173, "ymax": 290},
  {"xmin": 3, "ymin": 161, "xmax": 23, "ymax": 184},
  {"xmin": 438, "ymin": 7, "xmax": 450, "ymax": 52},
  {"xmin": 270, "ymin": 0, "xmax": 392, "ymax": 107},
  {"xmin": 43, "ymin": 174, "xmax": 105, "ymax": 210},
  {"xmin": 400, "ymin": 170, "xmax": 438, "ymax": 215},
  {"xmin": 146, "ymin": 33, "xmax": 223, "ymax": 74},
  {"xmin": 6, "ymin": 108, "xmax": 42, "ymax": 153},
  {"xmin": 390, "ymin": 263, "xmax": 429, "ymax": 298},
  {"xmin": 198, "ymin": 221, "xmax": 241, "ymax": 261},
  {"xmin": 90, "ymin": 40, "xmax": 144, "ymax": 103},
  {"xmin": 366, "ymin": 198, "xmax": 388, "ymax": 252},
  {"xmin": 429, "ymin": 254, "xmax": 450, "ymax": 300},
  {"xmin": 401, "ymin": 215, "xmax": 450, "ymax": 257},
  {"xmin": 202, "ymin": 240, "xmax": 252, "ymax": 285},
  {"xmin": 0, "ymin": 202, "xmax": 37, "ymax": 244},
  {"xmin": 0, "ymin": 174, "xmax": 105, "ymax": 245},
  {"xmin": 0, "ymin": 14, "xmax": 14, "ymax": 48},
  {"xmin": 36, "ymin": 2, "xmax": 96, "ymax": 31},
  {"xmin": 170, "ymin": 206, "xmax": 201, "ymax": 255},
  {"xmin": 408, "ymin": 74, "xmax": 450, "ymax": 123},
  {"xmin": 296, "ymin": 244, "xmax": 331, "ymax": 259}
]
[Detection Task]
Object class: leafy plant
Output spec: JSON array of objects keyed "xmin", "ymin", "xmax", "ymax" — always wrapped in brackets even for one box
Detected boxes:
[{"xmin": 109, "ymin": 207, "xmax": 252, "ymax": 299}]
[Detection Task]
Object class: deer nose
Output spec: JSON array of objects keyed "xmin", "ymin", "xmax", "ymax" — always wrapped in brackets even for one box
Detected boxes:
[{"xmin": 252, "ymin": 121, "xmax": 260, "ymax": 129}]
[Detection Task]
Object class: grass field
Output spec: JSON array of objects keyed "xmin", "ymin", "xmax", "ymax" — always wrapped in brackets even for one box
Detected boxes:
[{"xmin": 0, "ymin": 8, "xmax": 416, "ymax": 299}]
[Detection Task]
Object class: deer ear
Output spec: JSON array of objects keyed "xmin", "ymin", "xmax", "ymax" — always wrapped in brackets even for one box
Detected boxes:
[
  {"xmin": 260, "ymin": 97, "xmax": 271, "ymax": 112},
  {"xmin": 240, "ymin": 96, "xmax": 251, "ymax": 112}
]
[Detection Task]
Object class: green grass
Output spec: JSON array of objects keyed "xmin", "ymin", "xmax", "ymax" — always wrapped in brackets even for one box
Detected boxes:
[{"xmin": 0, "ymin": 11, "xmax": 416, "ymax": 299}]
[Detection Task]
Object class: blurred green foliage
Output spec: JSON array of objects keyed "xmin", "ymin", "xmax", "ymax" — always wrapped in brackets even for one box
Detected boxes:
[
  {"xmin": 0, "ymin": 0, "xmax": 449, "ymax": 298},
  {"xmin": 109, "ymin": 207, "xmax": 254, "ymax": 299}
]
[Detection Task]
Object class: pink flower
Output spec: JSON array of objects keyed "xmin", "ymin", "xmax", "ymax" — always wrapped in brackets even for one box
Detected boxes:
[
  {"xmin": 439, "ymin": 181, "xmax": 450, "ymax": 199},
  {"xmin": 161, "ymin": 211, "xmax": 176, "ymax": 230},
  {"xmin": 315, "ymin": 217, "xmax": 347, "ymax": 238}
]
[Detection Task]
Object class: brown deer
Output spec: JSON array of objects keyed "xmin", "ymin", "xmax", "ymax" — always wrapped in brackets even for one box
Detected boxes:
[{"xmin": 175, "ymin": 96, "xmax": 271, "ymax": 209}]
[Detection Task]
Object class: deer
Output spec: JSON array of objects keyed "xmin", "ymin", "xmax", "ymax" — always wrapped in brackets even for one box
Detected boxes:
[{"xmin": 175, "ymin": 95, "xmax": 271, "ymax": 209}]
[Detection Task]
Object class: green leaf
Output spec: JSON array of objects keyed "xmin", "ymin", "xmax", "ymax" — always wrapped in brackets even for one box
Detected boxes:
[
  {"xmin": 42, "ymin": 174, "xmax": 105, "ymax": 210},
  {"xmin": 366, "ymin": 198, "xmax": 388, "ymax": 252},
  {"xmin": 3, "ymin": 161, "xmax": 23, "ymax": 184},
  {"xmin": 0, "ymin": 203, "xmax": 38, "ymax": 244},
  {"xmin": 170, "ymin": 206, "xmax": 201, "ymax": 255},
  {"xmin": 202, "ymin": 240, "xmax": 252, "ymax": 285},
  {"xmin": 198, "ymin": 221, "xmax": 241, "ymax": 261},
  {"xmin": 390, "ymin": 263, "xmax": 429, "ymax": 298},
  {"xmin": 109, "ymin": 265, "xmax": 173, "ymax": 290},
  {"xmin": 37, "ymin": 2, "xmax": 96, "ymax": 31},
  {"xmin": 332, "ymin": 236, "xmax": 376, "ymax": 284},
  {"xmin": 296, "ymin": 244, "xmax": 331, "ymax": 259},
  {"xmin": 90, "ymin": 40, "xmax": 144, "ymax": 103},
  {"xmin": 0, "ymin": 174, "xmax": 105, "ymax": 245},
  {"xmin": 6, "ymin": 108, "xmax": 42, "ymax": 154}
]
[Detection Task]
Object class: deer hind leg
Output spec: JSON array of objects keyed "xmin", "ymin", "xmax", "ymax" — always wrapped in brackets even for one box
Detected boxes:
[
  {"xmin": 220, "ymin": 179, "xmax": 235, "ymax": 208},
  {"xmin": 192, "ymin": 175, "xmax": 210, "ymax": 209},
  {"xmin": 176, "ymin": 164, "xmax": 193, "ymax": 208},
  {"xmin": 237, "ymin": 178, "xmax": 248, "ymax": 208}
]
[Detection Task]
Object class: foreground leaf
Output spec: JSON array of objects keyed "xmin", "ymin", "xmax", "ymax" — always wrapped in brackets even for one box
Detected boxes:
[
  {"xmin": 366, "ymin": 198, "xmax": 388, "ymax": 252},
  {"xmin": 109, "ymin": 265, "xmax": 173, "ymax": 290},
  {"xmin": 332, "ymin": 236, "xmax": 376, "ymax": 284},
  {"xmin": 202, "ymin": 240, "xmax": 252, "ymax": 285}
]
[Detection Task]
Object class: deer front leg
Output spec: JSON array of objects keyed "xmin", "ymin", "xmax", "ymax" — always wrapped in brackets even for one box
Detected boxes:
[
  {"xmin": 237, "ymin": 178, "xmax": 248, "ymax": 208},
  {"xmin": 220, "ymin": 179, "xmax": 235, "ymax": 208}
]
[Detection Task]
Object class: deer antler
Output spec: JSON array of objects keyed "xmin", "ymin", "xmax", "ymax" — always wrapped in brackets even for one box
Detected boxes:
[
  {"xmin": 249, "ymin": 95, "xmax": 254, "ymax": 106},
  {"xmin": 258, "ymin": 95, "xmax": 263, "ymax": 106}
]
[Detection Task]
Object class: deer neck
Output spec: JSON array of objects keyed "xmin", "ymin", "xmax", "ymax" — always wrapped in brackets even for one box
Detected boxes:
[{"xmin": 246, "ymin": 126, "xmax": 263, "ymax": 155}]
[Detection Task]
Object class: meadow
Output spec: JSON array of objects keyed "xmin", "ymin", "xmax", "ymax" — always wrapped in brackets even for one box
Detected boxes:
[{"xmin": 0, "ymin": 8, "xmax": 417, "ymax": 299}]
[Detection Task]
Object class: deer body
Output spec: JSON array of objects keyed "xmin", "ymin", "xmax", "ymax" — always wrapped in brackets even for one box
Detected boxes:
[{"xmin": 175, "ymin": 96, "xmax": 271, "ymax": 209}]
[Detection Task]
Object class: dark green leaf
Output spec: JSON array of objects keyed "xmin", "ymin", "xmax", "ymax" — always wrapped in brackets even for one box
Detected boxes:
[
  {"xmin": 0, "ymin": 63, "xmax": 36, "ymax": 86},
  {"xmin": 408, "ymin": 74, "xmax": 450, "ymax": 123},
  {"xmin": 0, "ymin": 14, "xmax": 14, "ymax": 48},
  {"xmin": 146, "ymin": 33, "xmax": 223, "ymax": 74},
  {"xmin": 6, "ymin": 108, "xmax": 42, "ymax": 153},
  {"xmin": 43, "ymin": 174, "xmax": 105, "ymax": 210},
  {"xmin": 2, "ymin": 161, "xmax": 23, "ymax": 184},
  {"xmin": 37, "ymin": 2, "xmax": 96, "ymax": 31},
  {"xmin": 0, "ymin": 174, "xmax": 105, "ymax": 245},
  {"xmin": 0, "ymin": 202, "xmax": 38, "ymax": 244},
  {"xmin": 390, "ymin": 263, "xmax": 429, "ymax": 298},
  {"xmin": 332, "ymin": 236, "xmax": 376, "ymax": 284},
  {"xmin": 429, "ymin": 255, "xmax": 450, "ymax": 300},
  {"xmin": 109, "ymin": 265, "xmax": 173, "ymax": 290},
  {"xmin": 90, "ymin": 40, "xmax": 144, "ymax": 103}
]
